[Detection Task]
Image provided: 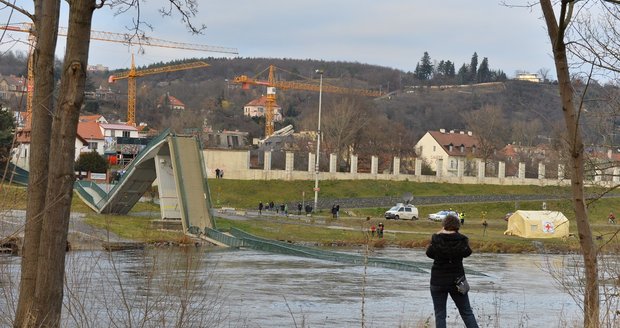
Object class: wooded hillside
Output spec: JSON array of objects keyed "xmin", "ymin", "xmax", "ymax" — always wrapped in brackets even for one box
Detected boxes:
[{"xmin": 2, "ymin": 51, "xmax": 618, "ymax": 151}]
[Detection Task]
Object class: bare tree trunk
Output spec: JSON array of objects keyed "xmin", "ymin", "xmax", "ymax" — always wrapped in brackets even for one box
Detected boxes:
[
  {"xmin": 539, "ymin": 1, "xmax": 599, "ymax": 327},
  {"xmin": 27, "ymin": 0, "xmax": 95, "ymax": 326},
  {"xmin": 14, "ymin": 1, "xmax": 61, "ymax": 327}
]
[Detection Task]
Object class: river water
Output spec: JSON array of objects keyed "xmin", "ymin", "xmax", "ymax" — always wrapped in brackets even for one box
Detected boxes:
[{"xmin": 0, "ymin": 247, "xmax": 584, "ymax": 327}]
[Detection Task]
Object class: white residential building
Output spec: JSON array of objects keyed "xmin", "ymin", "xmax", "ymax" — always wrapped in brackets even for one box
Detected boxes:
[
  {"xmin": 415, "ymin": 129, "xmax": 480, "ymax": 177},
  {"xmin": 243, "ymin": 95, "xmax": 283, "ymax": 122}
]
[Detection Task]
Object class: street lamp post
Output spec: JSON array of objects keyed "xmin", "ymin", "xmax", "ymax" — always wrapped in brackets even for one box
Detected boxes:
[{"xmin": 313, "ymin": 70, "xmax": 324, "ymax": 212}]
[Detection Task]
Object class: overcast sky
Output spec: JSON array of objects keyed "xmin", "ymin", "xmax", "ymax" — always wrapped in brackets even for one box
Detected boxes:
[{"xmin": 1, "ymin": 1, "xmax": 555, "ymax": 78}]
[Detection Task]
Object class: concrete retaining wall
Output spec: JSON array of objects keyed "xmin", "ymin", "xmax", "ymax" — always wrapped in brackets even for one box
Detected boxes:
[{"xmin": 203, "ymin": 149, "xmax": 614, "ymax": 187}]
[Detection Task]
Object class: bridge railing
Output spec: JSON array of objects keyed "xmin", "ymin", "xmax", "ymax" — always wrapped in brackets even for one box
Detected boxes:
[
  {"xmin": 205, "ymin": 228, "xmax": 246, "ymax": 248},
  {"xmin": 73, "ymin": 181, "xmax": 98, "ymax": 210},
  {"xmin": 229, "ymin": 228, "xmax": 439, "ymax": 273},
  {"xmin": 96, "ymin": 129, "xmax": 172, "ymax": 209}
]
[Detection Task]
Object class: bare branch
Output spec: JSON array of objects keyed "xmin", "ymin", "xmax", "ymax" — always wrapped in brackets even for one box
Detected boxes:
[{"xmin": 0, "ymin": 0, "xmax": 34, "ymax": 21}]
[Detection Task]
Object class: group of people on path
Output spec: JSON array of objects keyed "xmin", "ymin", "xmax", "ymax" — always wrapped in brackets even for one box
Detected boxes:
[
  {"xmin": 258, "ymin": 201, "xmax": 287, "ymax": 215},
  {"xmin": 257, "ymin": 202, "xmax": 315, "ymax": 216},
  {"xmin": 368, "ymin": 220, "xmax": 385, "ymax": 239},
  {"xmin": 214, "ymin": 168, "xmax": 224, "ymax": 179}
]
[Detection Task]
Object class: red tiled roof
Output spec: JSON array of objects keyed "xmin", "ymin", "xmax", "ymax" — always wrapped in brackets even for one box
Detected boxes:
[
  {"xmin": 77, "ymin": 121, "xmax": 104, "ymax": 140},
  {"xmin": 79, "ymin": 115, "xmax": 104, "ymax": 122},
  {"xmin": 429, "ymin": 130, "xmax": 480, "ymax": 157},
  {"xmin": 245, "ymin": 95, "xmax": 281, "ymax": 108},
  {"xmin": 0, "ymin": 74, "xmax": 27, "ymax": 88},
  {"xmin": 167, "ymin": 95, "xmax": 185, "ymax": 107},
  {"xmin": 157, "ymin": 94, "xmax": 185, "ymax": 108},
  {"xmin": 501, "ymin": 144, "xmax": 518, "ymax": 157}
]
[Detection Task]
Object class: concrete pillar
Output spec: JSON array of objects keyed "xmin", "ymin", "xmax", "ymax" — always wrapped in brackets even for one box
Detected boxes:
[
  {"xmin": 350, "ymin": 154, "xmax": 358, "ymax": 174},
  {"xmin": 285, "ymin": 152, "xmax": 294, "ymax": 172},
  {"xmin": 264, "ymin": 151, "xmax": 272, "ymax": 171},
  {"xmin": 613, "ymin": 167, "xmax": 620, "ymax": 183},
  {"xmin": 371, "ymin": 156, "xmax": 379, "ymax": 175},
  {"xmin": 243, "ymin": 150, "xmax": 251, "ymax": 169},
  {"xmin": 436, "ymin": 159, "xmax": 443, "ymax": 177},
  {"xmin": 498, "ymin": 161, "xmax": 505, "ymax": 179},
  {"xmin": 415, "ymin": 158, "xmax": 422, "ymax": 176},
  {"xmin": 457, "ymin": 158, "xmax": 465, "ymax": 177},
  {"xmin": 308, "ymin": 153, "xmax": 315, "ymax": 173},
  {"xmin": 538, "ymin": 162, "xmax": 545, "ymax": 179},
  {"xmin": 393, "ymin": 157, "xmax": 400, "ymax": 175},
  {"xmin": 518, "ymin": 162, "xmax": 525, "ymax": 179},
  {"xmin": 329, "ymin": 153, "xmax": 337, "ymax": 173},
  {"xmin": 558, "ymin": 164, "xmax": 565, "ymax": 180},
  {"xmin": 477, "ymin": 159, "xmax": 485, "ymax": 179}
]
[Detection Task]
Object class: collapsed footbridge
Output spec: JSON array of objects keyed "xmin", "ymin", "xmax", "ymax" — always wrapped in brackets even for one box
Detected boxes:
[
  {"xmin": 69, "ymin": 131, "xmax": 481, "ymax": 275},
  {"xmin": 74, "ymin": 130, "xmax": 215, "ymax": 234}
]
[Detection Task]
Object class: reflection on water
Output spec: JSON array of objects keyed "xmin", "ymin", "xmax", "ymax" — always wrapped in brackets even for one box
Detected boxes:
[{"xmin": 0, "ymin": 247, "xmax": 582, "ymax": 327}]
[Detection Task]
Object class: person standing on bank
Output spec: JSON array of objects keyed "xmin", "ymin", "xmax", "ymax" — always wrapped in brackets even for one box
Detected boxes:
[{"xmin": 426, "ymin": 215, "xmax": 478, "ymax": 328}]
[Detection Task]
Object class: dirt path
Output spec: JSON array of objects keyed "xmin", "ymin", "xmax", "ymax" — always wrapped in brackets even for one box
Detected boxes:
[{"xmin": 0, "ymin": 209, "xmax": 131, "ymax": 251}]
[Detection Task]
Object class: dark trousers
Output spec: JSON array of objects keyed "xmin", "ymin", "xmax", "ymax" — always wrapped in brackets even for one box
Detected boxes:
[{"xmin": 430, "ymin": 284, "xmax": 478, "ymax": 328}]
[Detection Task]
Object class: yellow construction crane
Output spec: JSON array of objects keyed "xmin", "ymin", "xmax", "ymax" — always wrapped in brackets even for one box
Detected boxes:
[
  {"xmin": 233, "ymin": 65, "xmax": 382, "ymax": 137},
  {"xmin": 0, "ymin": 22, "xmax": 238, "ymax": 122},
  {"xmin": 108, "ymin": 55, "xmax": 210, "ymax": 125}
]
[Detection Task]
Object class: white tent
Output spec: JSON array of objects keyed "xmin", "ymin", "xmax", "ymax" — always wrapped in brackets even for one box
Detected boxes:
[{"xmin": 504, "ymin": 210, "xmax": 570, "ymax": 238}]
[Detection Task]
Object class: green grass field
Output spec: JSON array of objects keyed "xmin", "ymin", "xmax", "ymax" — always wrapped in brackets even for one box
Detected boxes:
[{"xmin": 2, "ymin": 180, "xmax": 619, "ymax": 252}]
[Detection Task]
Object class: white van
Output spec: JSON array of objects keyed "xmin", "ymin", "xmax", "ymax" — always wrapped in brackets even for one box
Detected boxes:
[{"xmin": 384, "ymin": 203, "xmax": 419, "ymax": 220}]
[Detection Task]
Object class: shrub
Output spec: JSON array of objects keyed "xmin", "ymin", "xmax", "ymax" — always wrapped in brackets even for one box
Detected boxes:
[{"xmin": 75, "ymin": 151, "xmax": 108, "ymax": 173}]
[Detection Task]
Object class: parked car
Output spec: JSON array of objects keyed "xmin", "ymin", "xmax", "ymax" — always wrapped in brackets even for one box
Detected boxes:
[
  {"xmin": 428, "ymin": 210, "xmax": 460, "ymax": 222},
  {"xmin": 384, "ymin": 203, "xmax": 419, "ymax": 220}
]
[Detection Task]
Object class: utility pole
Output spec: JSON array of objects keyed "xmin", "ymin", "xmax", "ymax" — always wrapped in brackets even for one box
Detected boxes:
[{"xmin": 313, "ymin": 70, "xmax": 324, "ymax": 212}]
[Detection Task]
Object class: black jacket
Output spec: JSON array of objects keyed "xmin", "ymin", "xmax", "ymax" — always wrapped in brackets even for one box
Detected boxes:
[{"xmin": 426, "ymin": 231, "xmax": 472, "ymax": 286}]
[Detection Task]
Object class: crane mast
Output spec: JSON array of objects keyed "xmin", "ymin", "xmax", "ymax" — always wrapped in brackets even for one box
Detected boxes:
[{"xmin": 109, "ymin": 55, "xmax": 210, "ymax": 125}]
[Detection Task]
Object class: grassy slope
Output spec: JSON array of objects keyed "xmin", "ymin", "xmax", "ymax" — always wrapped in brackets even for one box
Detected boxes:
[{"xmin": 208, "ymin": 179, "xmax": 571, "ymax": 208}]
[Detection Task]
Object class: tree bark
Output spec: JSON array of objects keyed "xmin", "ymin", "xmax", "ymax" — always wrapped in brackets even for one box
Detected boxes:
[
  {"xmin": 27, "ymin": 0, "xmax": 96, "ymax": 326},
  {"xmin": 14, "ymin": 1, "xmax": 61, "ymax": 326},
  {"xmin": 539, "ymin": 1, "xmax": 600, "ymax": 327}
]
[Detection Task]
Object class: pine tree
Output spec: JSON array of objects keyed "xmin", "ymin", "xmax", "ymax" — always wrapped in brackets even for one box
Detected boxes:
[
  {"xmin": 445, "ymin": 60, "xmax": 455, "ymax": 77},
  {"xmin": 414, "ymin": 51, "xmax": 433, "ymax": 80},
  {"xmin": 469, "ymin": 52, "xmax": 478, "ymax": 83},
  {"xmin": 477, "ymin": 57, "xmax": 490, "ymax": 83},
  {"xmin": 457, "ymin": 64, "xmax": 469, "ymax": 84}
]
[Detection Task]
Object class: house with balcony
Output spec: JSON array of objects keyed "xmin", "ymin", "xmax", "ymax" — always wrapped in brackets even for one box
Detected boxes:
[{"xmin": 415, "ymin": 129, "xmax": 480, "ymax": 177}]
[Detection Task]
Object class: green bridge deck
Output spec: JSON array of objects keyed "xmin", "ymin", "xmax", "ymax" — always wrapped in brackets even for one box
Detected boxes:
[{"xmin": 205, "ymin": 227, "xmax": 486, "ymax": 275}]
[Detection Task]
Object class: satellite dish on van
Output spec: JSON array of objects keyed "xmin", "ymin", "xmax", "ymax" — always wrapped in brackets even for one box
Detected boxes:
[{"xmin": 402, "ymin": 192, "xmax": 413, "ymax": 204}]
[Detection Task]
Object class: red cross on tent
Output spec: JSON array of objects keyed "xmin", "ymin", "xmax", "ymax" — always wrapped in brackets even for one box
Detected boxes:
[{"xmin": 543, "ymin": 221, "xmax": 554, "ymax": 233}]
